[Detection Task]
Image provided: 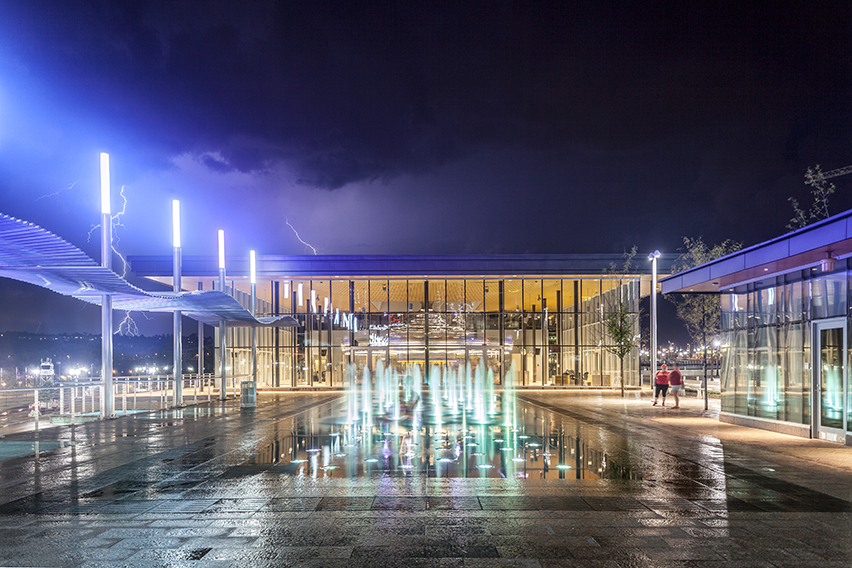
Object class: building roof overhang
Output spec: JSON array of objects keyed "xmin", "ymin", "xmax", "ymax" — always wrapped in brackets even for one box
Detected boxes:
[
  {"xmin": 661, "ymin": 209, "xmax": 852, "ymax": 295},
  {"xmin": 128, "ymin": 253, "xmax": 679, "ymax": 280}
]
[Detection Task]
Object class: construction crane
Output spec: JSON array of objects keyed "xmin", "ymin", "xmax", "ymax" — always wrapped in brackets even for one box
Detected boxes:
[{"xmin": 814, "ymin": 164, "xmax": 852, "ymax": 181}]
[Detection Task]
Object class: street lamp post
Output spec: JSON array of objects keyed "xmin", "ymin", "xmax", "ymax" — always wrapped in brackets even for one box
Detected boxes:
[
  {"xmin": 172, "ymin": 200, "xmax": 183, "ymax": 407},
  {"xmin": 218, "ymin": 230, "xmax": 227, "ymax": 401},
  {"xmin": 648, "ymin": 250, "xmax": 661, "ymax": 391},
  {"xmin": 100, "ymin": 153, "xmax": 115, "ymax": 419},
  {"xmin": 250, "ymin": 250, "xmax": 258, "ymax": 386}
]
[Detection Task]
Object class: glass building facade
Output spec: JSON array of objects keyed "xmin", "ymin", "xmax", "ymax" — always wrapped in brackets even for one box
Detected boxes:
[
  {"xmin": 719, "ymin": 265, "xmax": 850, "ymax": 439},
  {"xmin": 131, "ymin": 255, "xmax": 647, "ymax": 390},
  {"xmin": 661, "ymin": 208, "xmax": 852, "ymax": 444}
]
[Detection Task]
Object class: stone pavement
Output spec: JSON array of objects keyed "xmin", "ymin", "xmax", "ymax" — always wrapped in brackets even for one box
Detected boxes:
[{"xmin": 1, "ymin": 389, "xmax": 852, "ymax": 567}]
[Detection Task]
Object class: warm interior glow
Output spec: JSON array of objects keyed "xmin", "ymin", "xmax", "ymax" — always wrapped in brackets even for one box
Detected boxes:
[
  {"xmin": 218, "ymin": 230, "xmax": 225, "ymax": 269},
  {"xmin": 99, "ymin": 153, "xmax": 110, "ymax": 214},
  {"xmin": 172, "ymin": 200, "xmax": 181, "ymax": 248}
]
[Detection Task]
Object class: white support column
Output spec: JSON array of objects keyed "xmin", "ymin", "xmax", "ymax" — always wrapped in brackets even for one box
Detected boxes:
[
  {"xmin": 218, "ymin": 230, "xmax": 227, "ymax": 401},
  {"xmin": 250, "ymin": 250, "xmax": 258, "ymax": 386},
  {"xmin": 172, "ymin": 200, "xmax": 183, "ymax": 407},
  {"xmin": 648, "ymin": 250, "xmax": 661, "ymax": 390},
  {"xmin": 100, "ymin": 153, "xmax": 114, "ymax": 419}
]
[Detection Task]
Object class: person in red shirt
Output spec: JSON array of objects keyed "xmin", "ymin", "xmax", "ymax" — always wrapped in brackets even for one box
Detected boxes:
[
  {"xmin": 668, "ymin": 362, "xmax": 683, "ymax": 408},
  {"xmin": 653, "ymin": 364, "xmax": 669, "ymax": 406}
]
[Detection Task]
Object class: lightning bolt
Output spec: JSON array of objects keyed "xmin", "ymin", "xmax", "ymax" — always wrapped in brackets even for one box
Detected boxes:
[
  {"xmin": 285, "ymin": 217, "xmax": 318, "ymax": 255},
  {"xmin": 116, "ymin": 312, "xmax": 140, "ymax": 336},
  {"xmin": 110, "ymin": 185, "xmax": 130, "ymax": 277},
  {"xmin": 35, "ymin": 181, "xmax": 79, "ymax": 201},
  {"xmin": 86, "ymin": 185, "xmax": 140, "ymax": 336}
]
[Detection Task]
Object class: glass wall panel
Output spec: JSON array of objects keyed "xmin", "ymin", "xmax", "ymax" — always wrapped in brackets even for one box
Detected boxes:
[
  {"xmin": 754, "ymin": 286, "xmax": 778, "ymax": 327},
  {"xmin": 446, "ymin": 280, "xmax": 465, "ymax": 312},
  {"xmin": 523, "ymin": 279, "xmax": 542, "ymax": 312},
  {"xmin": 466, "ymin": 280, "xmax": 484, "ymax": 312},
  {"xmin": 428, "ymin": 312, "xmax": 446, "ymax": 343},
  {"xmin": 385, "ymin": 280, "xmax": 405, "ymax": 312},
  {"xmin": 542, "ymin": 279, "xmax": 560, "ymax": 312},
  {"xmin": 331, "ymin": 279, "xmax": 350, "ymax": 312},
  {"xmin": 785, "ymin": 323, "xmax": 805, "ymax": 424},
  {"xmin": 562, "ymin": 280, "xmax": 577, "ymax": 311},
  {"xmin": 504, "ymin": 279, "xmax": 522, "ymax": 312},
  {"xmin": 294, "ymin": 280, "xmax": 309, "ymax": 313},
  {"xmin": 370, "ymin": 280, "xmax": 389, "ymax": 312},
  {"xmin": 447, "ymin": 312, "xmax": 466, "ymax": 344},
  {"xmin": 815, "ymin": 274, "xmax": 846, "ymax": 318},
  {"xmin": 353, "ymin": 281, "xmax": 369, "ymax": 313},
  {"xmin": 466, "ymin": 313, "xmax": 484, "ymax": 344},
  {"xmin": 408, "ymin": 313, "xmax": 425, "ymax": 344},
  {"xmin": 734, "ymin": 328, "xmax": 749, "ymax": 416},
  {"xmin": 484, "ymin": 280, "xmax": 500, "ymax": 312},
  {"xmin": 430, "ymin": 279, "xmax": 446, "ymax": 311},
  {"xmin": 313, "ymin": 280, "xmax": 330, "ymax": 314},
  {"xmin": 408, "ymin": 280, "xmax": 425, "ymax": 312},
  {"xmin": 786, "ymin": 280, "xmax": 804, "ymax": 322},
  {"xmin": 485, "ymin": 313, "xmax": 500, "ymax": 345}
]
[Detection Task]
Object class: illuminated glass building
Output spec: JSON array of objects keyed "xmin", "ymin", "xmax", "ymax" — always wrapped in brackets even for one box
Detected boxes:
[
  {"xmin": 662, "ymin": 209, "xmax": 852, "ymax": 444},
  {"xmin": 129, "ymin": 254, "xmax": 657, "ymax": 389}
]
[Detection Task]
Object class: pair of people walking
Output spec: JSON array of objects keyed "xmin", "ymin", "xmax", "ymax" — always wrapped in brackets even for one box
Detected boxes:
[{"xmin": 653, "ymin": 362, "xmax": 682, "ymax": 407}]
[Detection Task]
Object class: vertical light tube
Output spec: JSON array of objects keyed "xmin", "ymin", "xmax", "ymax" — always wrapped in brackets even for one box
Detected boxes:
[
  {"xmin": 99, "ymin": 153, "xmax": 114, "ymax": 419},
  {"xmin": 218, "ymin": 230, "xmax": 227, "ymax": 401},
  {"xmin": 250, "ymin": 250, "xmax": 258, "ymax": 386},
  {"xmin": 172, "ymin": 200, "xmax": 183, "ymax": 406},
  {"xmin": 297, "ymin": 283, "xmax": 304, "ymax": 306}
]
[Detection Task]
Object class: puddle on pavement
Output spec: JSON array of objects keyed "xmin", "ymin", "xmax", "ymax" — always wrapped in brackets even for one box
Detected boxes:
[{"xmin": 0, "ymin": 439, "xmax": 80, "ymax": 461}]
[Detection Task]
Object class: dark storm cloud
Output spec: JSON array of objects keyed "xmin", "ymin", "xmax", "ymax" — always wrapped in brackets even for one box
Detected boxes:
[{"xmin": 2, "ymin": 1, "xmax": 848, "ymax": 194}]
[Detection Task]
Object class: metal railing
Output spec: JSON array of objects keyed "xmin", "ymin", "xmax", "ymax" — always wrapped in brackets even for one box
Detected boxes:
[{"xmin": 0, "ymin": 373, "xmax": 252, "ymax": 431}]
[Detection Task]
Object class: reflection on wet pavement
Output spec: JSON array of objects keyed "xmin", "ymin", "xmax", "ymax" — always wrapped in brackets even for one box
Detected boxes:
[
  {"xmin": 252, "ymin": 395, "xmax": 640, "ymax": 481},
  {"xmin": 1, "ymin": 390, "xmax": 852, "ymax": 567}
]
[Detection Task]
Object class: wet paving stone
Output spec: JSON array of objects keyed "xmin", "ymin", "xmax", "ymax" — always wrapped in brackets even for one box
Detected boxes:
[{"xmin": 3, "ymin": 393, "xmax": 852, "ymax": 566}]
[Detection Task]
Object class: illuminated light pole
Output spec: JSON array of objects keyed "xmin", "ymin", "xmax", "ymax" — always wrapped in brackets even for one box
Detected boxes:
[
  {"xmin": 218, "ymin": 230, "xmax": 227, "ymax": 401},
  {"xmin": 250, "ymin": 250, "xmax": 258, "ymax": 386},
  {"xmin": 648, "ymin": 250, "xmax": 661, "ymax": 391},
  {"xmin": 100, "ymin": 153, "xmax": 115, "ymax": 419},
  {"xmin": 172, "ymin": 200, "xmax": 183, "ymax": 407}
]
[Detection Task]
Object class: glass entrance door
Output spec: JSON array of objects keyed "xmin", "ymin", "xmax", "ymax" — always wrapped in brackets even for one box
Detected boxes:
[{"xmin": 815, "ymin": 320, "xmax": 846, "ymax": 442}]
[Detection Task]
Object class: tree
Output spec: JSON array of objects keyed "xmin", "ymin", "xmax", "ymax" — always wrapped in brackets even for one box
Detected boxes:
[
  {"xmin": 787, "ymin": 165, "xmax": 836, "ymax": 230},
  {"xmin": 603, "ymin": 247, "xmax": 641, "ymax": 397},
  {"xmin": 669, "ymin": 237, "xmax": 742, "ymax": 408}
]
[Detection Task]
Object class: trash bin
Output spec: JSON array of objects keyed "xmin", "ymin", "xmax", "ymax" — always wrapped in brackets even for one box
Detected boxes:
[{"xmin": 240, "ymin": 381, "xmax": 256, "ymax": 408}]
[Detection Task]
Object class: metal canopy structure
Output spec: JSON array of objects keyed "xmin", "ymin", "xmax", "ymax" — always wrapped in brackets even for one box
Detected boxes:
[{"xmin": 0, "ymin": 213, "xmax": 297, "ymax": 327}]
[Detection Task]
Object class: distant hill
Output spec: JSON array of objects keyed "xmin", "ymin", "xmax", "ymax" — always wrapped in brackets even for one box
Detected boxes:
[{"xmin": 0, "ymin": 331, "xmax": 214, "ymax": 379}]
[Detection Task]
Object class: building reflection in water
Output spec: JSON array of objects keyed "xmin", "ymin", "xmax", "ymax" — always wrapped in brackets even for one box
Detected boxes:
[{"xmin": 253, "ymin": 362, "xmax": 639, "ymax": 480}]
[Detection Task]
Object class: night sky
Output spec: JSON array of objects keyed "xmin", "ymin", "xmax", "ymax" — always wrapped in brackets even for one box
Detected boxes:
[{"xmin": 0, "ymin": 1, "xmax": 850, "ymax": 340}]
